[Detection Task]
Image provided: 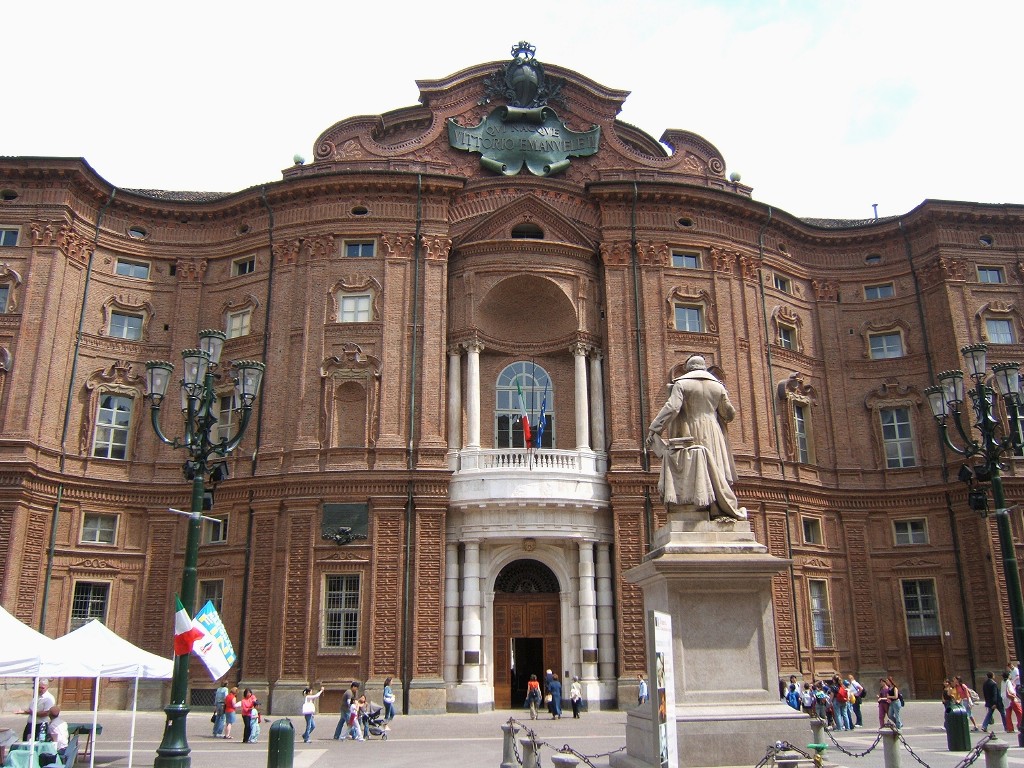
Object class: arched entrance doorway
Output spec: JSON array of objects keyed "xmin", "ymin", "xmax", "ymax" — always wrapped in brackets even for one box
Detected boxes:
[{"xmin": 492, "ymin": 559, "xmax": 561, "ymax": 708}]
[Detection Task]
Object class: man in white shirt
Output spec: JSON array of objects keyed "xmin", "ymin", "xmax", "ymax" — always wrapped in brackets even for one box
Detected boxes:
[{"xmin": 16, "ymin": 679, "xmax": 55, "ymax": 741}]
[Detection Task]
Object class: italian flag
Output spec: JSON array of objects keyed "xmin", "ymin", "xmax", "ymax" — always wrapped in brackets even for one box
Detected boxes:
[
  {"xmin": 515, "ymin": 376, "xmax": 532, "ymax": 447},
  {"xmin": 173, "ymin": 596, "xmax": 204, "ymax": 656}
]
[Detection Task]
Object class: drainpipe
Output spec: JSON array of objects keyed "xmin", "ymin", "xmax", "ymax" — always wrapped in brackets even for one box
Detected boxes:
[
  {"xmin": 39, "ymin": 187, "xmax": 116, "ymax": 632},
  {"xmin": 900, "ymin": 218, "xmax": 977, "ymax": 685},
  {"xmin": 401, "ymin": 175, "xmax": 424, "ymax": 713},
  {"xmin": 630, "ymin": 184, "xmax": 653, "ymax": 548}
]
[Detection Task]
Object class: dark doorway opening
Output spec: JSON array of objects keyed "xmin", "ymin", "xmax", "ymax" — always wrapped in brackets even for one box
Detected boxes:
[{"xmin": 511, "ymin": 637, "xmax": 544, "ymax": 707}]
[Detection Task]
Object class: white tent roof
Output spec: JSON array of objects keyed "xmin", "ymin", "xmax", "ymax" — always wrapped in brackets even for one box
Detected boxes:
[
  {"xmin": 51, "ymin": 619, "xmax": 173, "ymax": 679},
  {"xmin": 0, "ymin": 605, "xmax": 96, "ymax": 677}
]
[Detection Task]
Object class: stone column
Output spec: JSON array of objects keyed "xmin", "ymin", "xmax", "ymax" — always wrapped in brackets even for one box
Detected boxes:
[
  {"xmin": 595, "ymin": 543, "xmax": 616, "ymax": 684},
  {"xmin": 589, "ymin": 350, "xmax": 606, "ymax": 452},
  {"xmin": 447, "ymin": 346, "xmax": 462, "ymax": 451},
  {"xmin": 460, "ymin": 539, "xmax": 482, "ymax": 683},
  {"xmin": 577, "ymin": 541, "xmax": 598, "ymax": 682},
  {"xmin": 465, "ymin": 341, "xmax": 483, "ymax": 449},
  {"xmin": 444, "ymin": 541, "xmax": 460, "ymax": 683},
  {"xmin": 572, "ymin": 342, "xmax": 590, "ymax": 451}
]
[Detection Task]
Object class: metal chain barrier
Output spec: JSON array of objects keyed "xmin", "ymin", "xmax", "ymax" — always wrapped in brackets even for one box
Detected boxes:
[
  {"xmin": 892, "ymin": 727, "xmax": 993, "ymax": 768},
  {"xmin": 505, "ymin": 717, "xmax": 627, "ymax": 767},
  {"xmin": 819, "ymin": 725, "xmax": 885, "ymax": 758}
]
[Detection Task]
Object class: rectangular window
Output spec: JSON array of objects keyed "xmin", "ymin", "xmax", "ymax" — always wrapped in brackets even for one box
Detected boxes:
[
  {"xmin": 71, "ymin": 582, "xmax": 109, "ymax": 630},
  {"xmin": 0, "ymin": 228, "xmax": 18, "ymax": 247},
  {"xmin": 81, "ymin": 513, "xmax": 117, "ymax": 545},
  {"xmin": 115, "ymin": 258, "xmax": 151, "ymax": 280},
  {"xmin": 0, "ymin": 284, "xmax": 9, "ymax": 313},
  {"xmin": 673, "ymin": 305, "xmax": 703, "ymax": 333},
  {"xmin": 92, "ymin": 394, "xmax": 132, "ymax": 460},
  {"xmin": 894, "ymin": 519, "xmax": 928, "ymax": 545},
  {"xmin": 808, "ymin": 580, "xmax": 834, "ymax": 648},
  {"xmin": 671, "ymin": 250, "xmax": 701, "ymax": 269},
  {"xmin": 344, "ymin": 240, "xmax": 376, "ymax": 258},
  {"xmin": 232, "ymin": 256, "xmax": 256, "ymax": 276},
  {"xmin": 1014, "ymin": 412, "xmax": 1024, "ymax": 457},
  {"xmin": 779, "ymin": 326, "xmax": 796, "ymax": 350},
  {"xmin": 869, "ymin": 332, "xmax": 904, "ymax": 359},
  {"xmin": 978, "ymin": 266, "xmax": 1005, "ymax": 284},
  {"xmin": 339, "ymin": 294, "xmax": 371, "ymax": 323},
  {"xmin": 986, "ymin": 318, "xmax": 1015, "ymax": 344},
  {"xmin": 202, "ymin": 516, "xmax": 228, "ymax": 544},
  {"xmin": 227, "ymin": 309, "xmax": 251, "ymax": 339},
  {"xmin": 802, "ymin": 516, "xmax": 823, "ymax": 545},
  {"xmin": 903, "ymin": 579, "xmax": 940, "ymax": 636},
  {"xmin": 323, "ymin": 574, "xmax": 361, "ymax": 649},
  {"xmin": 216, "ymin": 394, "xmax": 236, "ymax": 442},
  {"xmin": 794, "ymin": 403, "xmax": 811, "ymax": 463},
  {"xmin": 199, "ymin": 580, "xmax": 224, "ymax": 614},
  {"xmin": 773, "ymin": 274, "xmax": 791, "ymax": 293},
  {"xmin": 109, "ymin": 312, "xmax": 143, "ymax": 340},
  {"xmin": 864, "ymin": 283, "xmax": 895, "ymax": 300},
  {"xmin": 881, "ymin": 406, "xmax": 916, "ymax": 468}
]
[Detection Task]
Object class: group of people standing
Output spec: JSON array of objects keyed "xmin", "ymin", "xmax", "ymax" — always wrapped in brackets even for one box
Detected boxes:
[
  {"xmin": 211, "ymin": 682, "xmax": 261, "ymax": 742},
  {"xmin": 944, "ymin": 664, "xmax": 1022, "ymax": 734},
  {"xmin": 524, "ymin": 670, "xmax": 583, "ymax": 720},
  {"xmin": 781, "ymin": 673, "xmax": 905, "ymax": 730}
]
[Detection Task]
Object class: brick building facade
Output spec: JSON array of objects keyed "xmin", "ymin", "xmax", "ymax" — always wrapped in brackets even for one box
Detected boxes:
[{"xmin": 1, "ymin": 46, "xmax": 1023, "ymax": 712}]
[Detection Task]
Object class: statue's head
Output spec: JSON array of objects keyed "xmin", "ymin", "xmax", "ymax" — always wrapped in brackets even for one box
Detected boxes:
[{"xmin": 685, "ymin": 355, "xmax": 707, "ymax": 372}]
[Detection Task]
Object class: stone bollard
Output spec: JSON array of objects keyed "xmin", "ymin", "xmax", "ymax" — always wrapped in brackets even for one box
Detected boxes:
[
  {"xmin": 983, "ymin": 736, "xmax": 1010, "ymax": 768},
  {"xmin": 881, "ymin": 728, "xmax": 901, "ymax": 768},
  {"xmin": 551, "ymin": 754, "xmax": 580, "ymax": 768},
  {"xmin": 809, "ymin": 719, "xmax": 826, "ymax": 746},
  {"xmin": 520, "ymin": 738, "xmax": 539, "ymax": 768},
  {"xmin": 500, "ymin": 725, "xmax": 517, "ymax": 768}
]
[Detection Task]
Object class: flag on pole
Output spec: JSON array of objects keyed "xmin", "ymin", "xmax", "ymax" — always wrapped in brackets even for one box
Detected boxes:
[
  {"xmin": 173, "ymin": 596, "xmax": 204, "ymax": 656},
  {"xmin": 535, "ymin": 387, "xmax": 547, "ymax": 448},
  {"xmin": 190, "ymin": 601, "xmax": 237, "ymax": 680},
  {"xmin": 514, "ymin": 376, "xmax": 532, "ymax": 447}
]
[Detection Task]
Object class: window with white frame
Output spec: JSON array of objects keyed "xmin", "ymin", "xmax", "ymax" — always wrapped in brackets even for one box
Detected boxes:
[
  {"xmin": 808, "ymin": 579, "xmax": 834, "ymax": 647},
  {"xmin": 1014, "ymin": 412, "xmax": 1024, "ymax": 457},
  {"xmin": 773, "ymin": 274, "xmax": 792, "ymax": 293},
  {"xmin": 894, "ymin": 519, "xmax": 928, "ymax": 545},
  {"xmin": 227, "ymin": 309, "xmax": 251, "ymax": 339},
  {"xmin": 81, "ymin": 513, "xmax": 117, "ymax": 545},
  {"xmin": 232, "ymin": 256, "xmax": 256, "ymax": 276},
  {"xmin": 0, "ymin": 284, "xmax": 9, "ymax": 313},
  {"xmin": 978, "ymin": 266, "xmax": 1005, "ymax": 284},
  {"xmin": 216, "ymin": 394, "xmax": 237, "ymax": 442},
  {"xmin": 794, "ymin": 403, "xmax": 812, "ymax": 463},
  {"xmin": 495, "ymin": 362, "xmax": 554, "ymax": 449},
  {"xmin": 339, "ymin": 294, "xmax": 372, "ymax": 323},
  {"xmin": 109, "ymin": 311, "xmax": 143, "ymax": 340},
  {"xmin": 671, "ymin": 250, "xmax": 701, "ymax": 269},
  {"xmin": 71, "ymin": 581, "xmax": 109, "ymax": 630},
  {"xmin": 779, "ymin": 325, "xmax": 796, "ymax": 350},
  {"xmin": 115, "ymin": 258, "xmax": 150, "ymax": 280},
  {"xmin": 674, "ymin": 304, "xmax": 704, "ymax": 333},
  {"xmin": 869, "ymin": 332, "xmax": 904, "ymax": 359},
  {"xmin": 344, "ymin": 240, "xmax": 375, "ymax": 258},
  {"xmin": 865, "ymin": 283, "xmax": 895, "ymax": 300},
  {"xmin": 323, "ymin": 574, "xmax": 361, "ymax": 649},
  {"xmin": 880, "ymin": 406, "xmax": 916, "ymax": 468},
  {"xmin": 903, "ymin": 579, "xmax": 940, "ymax": 636},
  {"xmin": 199, "ymin": 580, "xmax": 224, "ymax": 614},
  {"xmin": 0, "ymin": 228, "xmax": 18, "ymax": 247},
  {"xmin": 802, "ymin": 516, "xmax": 823, "ymax": 545},
  {"xmin": 202, "ymin": 516, "xmax": 228, "ymax": 544},
  {"xmin": 986, "ymin": 318, "xmax": 1015, "ymax": 344},
  {"xmin": 92, "ymin": 394, "xmax": 132, "ymax": 460}
]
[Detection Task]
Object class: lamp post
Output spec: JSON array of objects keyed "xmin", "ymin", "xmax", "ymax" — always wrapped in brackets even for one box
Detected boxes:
[
  {"xmin": 144, "ymin": 329, "xmax": 265, "ymax": 768},
  {"xmin": 925, "ymin": 343, "xmax": 1023, "ymax": 743}
]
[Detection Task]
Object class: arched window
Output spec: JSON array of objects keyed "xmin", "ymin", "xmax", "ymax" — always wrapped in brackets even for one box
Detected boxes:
[{"xmin": 495, "ymin": 362, "xmax": 553, "ymax": 449}]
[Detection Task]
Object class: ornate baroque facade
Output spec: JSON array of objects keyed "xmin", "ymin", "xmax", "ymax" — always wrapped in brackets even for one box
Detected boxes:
[{"xmin": 1, "ymin": 46, "xmax": 1023, "ymax": 712}]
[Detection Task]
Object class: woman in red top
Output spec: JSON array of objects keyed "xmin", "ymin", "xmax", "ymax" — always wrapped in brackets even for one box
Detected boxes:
[
  {"xmin": 240, "ymin": 688, "xmax": 257, "ymax": 743},
  {"xmin": 525, "ymin": 674, "xmax": 542, "ymax": 720},
  {"xmin": 223, "ymin": 687, "xmax": 238, "ymax": 739}
]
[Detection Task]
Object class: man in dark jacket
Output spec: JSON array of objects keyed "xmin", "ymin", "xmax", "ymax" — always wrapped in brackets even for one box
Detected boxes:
[{"xmin": 982, "ymin": 672, "xmax": 1005, "ymax": 732}]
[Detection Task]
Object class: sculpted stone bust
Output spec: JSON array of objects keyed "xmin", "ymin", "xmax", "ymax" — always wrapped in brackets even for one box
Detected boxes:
[{"xmin": 647, "ymin": 355, "xmax": 746, "ymax": 520}]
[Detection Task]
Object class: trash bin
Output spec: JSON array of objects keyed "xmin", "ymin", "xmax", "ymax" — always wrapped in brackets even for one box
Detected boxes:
[
  {"xmin": 945, "ymin": 708, "xmax": 970, "ymax": 751},
  {"xmin": 268, "ymin": 718, "xmax": 295, "ymax": 768}
]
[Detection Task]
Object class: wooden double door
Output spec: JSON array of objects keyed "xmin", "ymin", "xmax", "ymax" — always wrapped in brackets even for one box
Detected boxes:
[{"xmin": 493, "ymin": 592, "xmax": 561, "ymax": 709}]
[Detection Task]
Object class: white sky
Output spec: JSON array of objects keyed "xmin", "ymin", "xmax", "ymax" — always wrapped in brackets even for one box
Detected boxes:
[{"xmin": 5, "ymin": 0, "xmax": 1019, "ymax": 219}]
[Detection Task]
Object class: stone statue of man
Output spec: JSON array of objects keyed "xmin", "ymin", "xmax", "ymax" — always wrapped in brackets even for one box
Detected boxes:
[{"xmin": 646, "ymin": 355, "xmax": 746, "ymax": 520}]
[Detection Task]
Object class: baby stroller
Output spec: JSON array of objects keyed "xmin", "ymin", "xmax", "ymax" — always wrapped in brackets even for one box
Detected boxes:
[{"xmin": 361, "ymin": 704, "xmax": 390, "ymax": 740}]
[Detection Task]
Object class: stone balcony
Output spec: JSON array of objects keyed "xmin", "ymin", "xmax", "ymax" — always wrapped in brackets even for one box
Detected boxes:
[{"xmin": 448, "ymin": 447, "xmax": 609, "ymax": 510}]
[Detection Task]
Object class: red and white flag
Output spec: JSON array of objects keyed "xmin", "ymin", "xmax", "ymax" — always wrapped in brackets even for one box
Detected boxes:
[
  {"xmin": 173, "ymin": 596, "xmax": 204, "ymax": 656},
  {"xmin": 515, "ymin": 376, "xmax": 532, "ymax": 447}
]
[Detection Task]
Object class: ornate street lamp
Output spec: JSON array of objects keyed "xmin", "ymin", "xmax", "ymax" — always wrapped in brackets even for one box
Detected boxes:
[
  {"xmin": 925, "ymin": 343, "xmax": 1023, "ymax": 742},
  {"xmin": 145, "ymin": 329, "xmax": 264, "ymax": 768}
]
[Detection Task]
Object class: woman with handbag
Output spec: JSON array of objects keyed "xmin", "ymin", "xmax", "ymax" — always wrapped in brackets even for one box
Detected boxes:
[{"xmin": 525, "ymin": 674, "xmax": 542, "ymax": 720}]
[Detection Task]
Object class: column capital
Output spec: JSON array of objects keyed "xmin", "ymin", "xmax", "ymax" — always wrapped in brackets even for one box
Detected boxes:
[
  {"xmin": 448, "ymin": 344, "xmax": 463, "ymax": 357},
  {"xmin": 588, "ymin": 348, "xmax": 604, "ymax": 362},
  {"xmin": 571, "ymin": 341, "xmax": 591, "ymax": 357},
  {"xmin": 463, "ymin": 339, "xmax": 485, "ymax": 354}
]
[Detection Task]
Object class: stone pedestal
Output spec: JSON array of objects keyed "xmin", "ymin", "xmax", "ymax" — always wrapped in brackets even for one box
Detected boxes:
[{"xmin": 612, "ymin": 507, "xmax": 808, "ymax": 768}]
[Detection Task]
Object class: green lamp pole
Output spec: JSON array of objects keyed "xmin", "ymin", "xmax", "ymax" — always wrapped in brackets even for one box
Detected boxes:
[
  {"xmin": 925, "ymin": 343, "xmax": 1024, "ymax": 744},
  {"xmin": 144, "ymin": 330, "xmax": 265, "ymax": 768}
]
